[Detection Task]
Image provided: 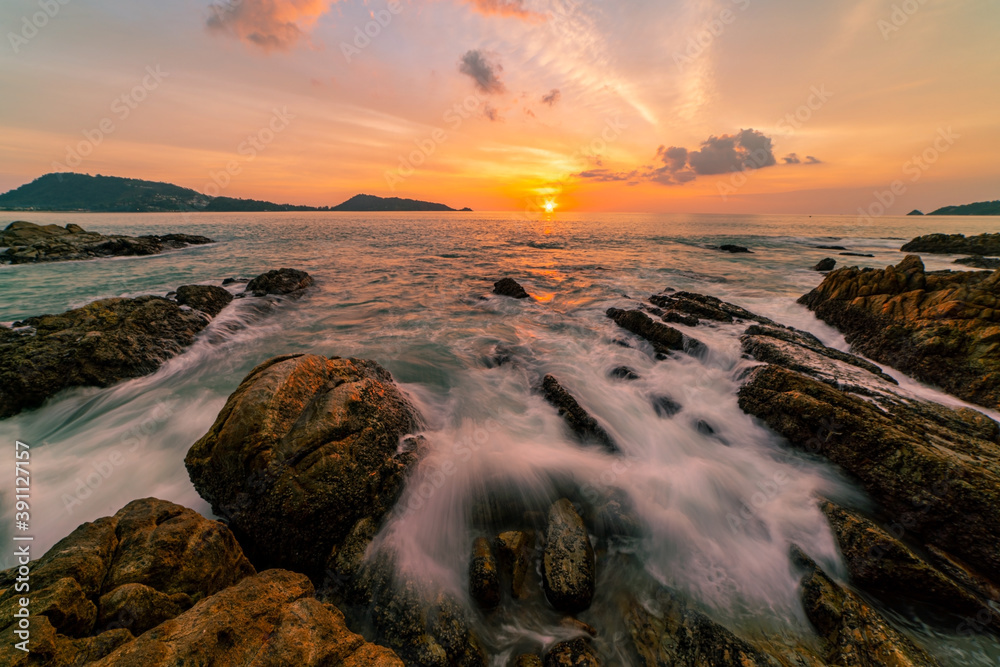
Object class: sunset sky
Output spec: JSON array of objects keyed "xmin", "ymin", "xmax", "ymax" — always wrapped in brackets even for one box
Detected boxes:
[{"xmin": 1, "ymin": 0, "xmax": 997, "ymax": 213}]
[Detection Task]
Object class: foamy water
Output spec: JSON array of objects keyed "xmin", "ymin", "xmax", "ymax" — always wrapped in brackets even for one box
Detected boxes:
[{"xmin": 2, "ymin": 211, "xmax": 998, "ymax": 664}]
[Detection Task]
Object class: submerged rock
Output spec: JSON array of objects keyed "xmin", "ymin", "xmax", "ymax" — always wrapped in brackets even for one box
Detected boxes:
[
  {"xmin": 650, "ymin": 395, "xmax": 683, "ymax": 418},
  {"xmin": 813, "ymin": 257, "xmax": 836, "ymax": 271},
  {"xmin": 718, "ymin": 244, "xmax": 752, "ymax": 253},
  {"xmin": 605, "ymin": 308, "xmax": 705, "ymax": 358},
  {"xmin": 469, "ymin": 538, "xmax": 501, "ymax": 610},
  {"xmin": 609, "ymin": 365, "xmax": 639, "ymax": 381},
  {"xmin": 185, "ymin": 354, "xmax": 421, "ymax": 577},
  {"xmin": 494, "ymin": 278, "xmax": 530, "ymax": 299},
  {"xmin": 900, "ymin": 232, "xmax": 1000, "ymax": 255},
  {"xmin": 0, "ymin": 220, "xmax": 213, "ymax": 264},
  {"xmin": 955, "ymin": 255, "xmax": 1000, "ymax": 269},
  {"xmin": 798, "ymin": 255, "xmax": 1000, "ymax": 408},
  {"xmin": 791, "ymin": 547, "xmax": 938, "ymax": 667},
  {"xmin": 542, "ymin": 499, "xmax": 595, "ymax": 614},
  {"xmin": 243, "ymin": 267, "xmax": 314, "ymax": 297},
  {"xmin": 541, "ymin": 374, "xmax": 618, "ymax": 453}
]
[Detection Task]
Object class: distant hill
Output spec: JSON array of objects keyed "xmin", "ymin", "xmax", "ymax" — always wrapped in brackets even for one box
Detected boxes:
[
  {"xmin": 0, "ymin": 173, "xmax": 471, "ymax": 213},
  {"xmin": 330, "ymin": 194, "xmax": 459, "ymax": 212},
  {"xmin": 927, "ymin": 200, "xmax": 1000, "ymax": 216}
]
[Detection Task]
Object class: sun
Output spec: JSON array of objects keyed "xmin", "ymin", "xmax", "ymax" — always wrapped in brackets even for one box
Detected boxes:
[{"xmin": 543, "ymin": 199, "xmax": 558, "ymax": 213}]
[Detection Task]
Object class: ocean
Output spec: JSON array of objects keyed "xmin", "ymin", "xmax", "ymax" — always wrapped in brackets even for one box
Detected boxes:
[{"xmin": 2, "ymin": 211, "xmax": 998, "ymax": 664}]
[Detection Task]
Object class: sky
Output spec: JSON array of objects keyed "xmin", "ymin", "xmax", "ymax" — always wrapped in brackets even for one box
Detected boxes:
[{"xmin": 0, "ymin": 0, "xmax": 997, "ymax": 213}]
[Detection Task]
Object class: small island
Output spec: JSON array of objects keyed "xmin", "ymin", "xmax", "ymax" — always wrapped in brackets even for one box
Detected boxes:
[{"xmin": 0, "ymin": 173, "xmax": 471, "ymax": 213}]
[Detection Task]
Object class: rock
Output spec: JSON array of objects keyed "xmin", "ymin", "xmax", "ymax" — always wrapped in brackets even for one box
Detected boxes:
[
  {"xmin": 649, "ymin": 290, "xmax": 773, "ymax": 326},
  {"xmin": 737, "ymin": 330, "xmax": 1000, "ymax": 587},
  {"xmin": 907, "ymin": 210, "xmax": 924, "ymax": 216},
  {"xmin": 243, "ymin": 267, "xmax": 314, "ymax": 297},
  {"xmin": 543, "ymin": 638, "xmax": 599, "ymax": 666},
  {"xmin": 798, "ymin": 255, "xmax": 1000, "ymax": 408},
  {"xmin": 813, "ymin": 257, "xmax": 836, "ymax": 271},
  {"xmin": 609, "ymin": 366, "xmax": 639, "ymax": 380},
  {"xmin": 469, "ymin": 538, "xmax": 501, "ymax": 610},
  {"xmin": 495, "ymin": 531, "xmax": 535, "ymax": 599},
  {"xmin": 494, "ymin": 278, "xmax": 530, "ymax": 299},
  {"xmin": 542, "ymin": 499, "xmax": 595, "ymax": 614},
  {"xmin": 718, "ymin": 244, "xmax": 752, "ymax": 253},
  {"xmin": 515, "ymin": 654, "xmax": 544, "ymax": 667},
  {"xmin": 185, "ymin": 354, "xmax": 421, "ymax": 577},
  {"xmin": 955, "ymin": 255, "xmax": 1000, "ymax": 269},
  {"xmin": 901, "ymin": 232, "xmax": 1000, "ymax": 255},
  {"xmin": 174, "ymin": 284, "xmax": 233, "ymax": 317},
  {"xmin": 820, "ymin": 502, "xmax": 1000, "ymax": 631},
  {"xmin": 651, "ymin": 395, "xmax": 682, "ymax": 417},
  {"xmin": 541, "ymin": 374, "xmax": 618, "ymax": 453},
  {"xmin": 790, "ymin": 547, "xmax": 938, "ymax": 667},
  {"xmin": 0, "ymin": 498, "xmax": 253, "ymax": 662},
  {"xmin": 91, "ymin": 569, "xmax": 402, "ymax": 667},
  {"xmin": 841, "ymin": 252, "xmax": 875, "ymax": 257},
  {"xmin": 0, "ymin": 221, "xmax": 213, "ymax": 264},
  {"xmin": 815, "ymin": 245, "xmax": 847, "ymax": 250},
  {"xmin": 606, "ymin": 308, "xmax": 705, "ymax": 358}
]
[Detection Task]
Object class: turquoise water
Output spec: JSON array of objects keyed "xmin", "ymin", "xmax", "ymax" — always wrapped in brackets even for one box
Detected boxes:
[{"xmin": 1, "ymin": 212, "xmax": 998, "ymax": 664}]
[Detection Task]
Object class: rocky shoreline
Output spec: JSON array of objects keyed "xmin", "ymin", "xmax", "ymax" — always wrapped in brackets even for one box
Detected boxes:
[
  {"xmin": 4, "ymin": 263, "xmax": 1000, "ymax": 665},
  {"xmin": 0, "ymin": 221, "xmax": 215, "ymax": 264}
]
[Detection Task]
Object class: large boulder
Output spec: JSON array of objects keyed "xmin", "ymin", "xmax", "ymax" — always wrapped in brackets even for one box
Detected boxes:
[
  {"xmin": 542, "ymin": 499, "xmax": 595, "ymax": 614},
  {"xmin": 900, "ymin": 232, "xmax": 1000, "ymax": 255},
  {"xmin": 0, "ymin": 498, "xmax": 254, "ymax": 665},
  {"xmin": 90, "ymin": 569, "xmax": 402, "ymax": 667},
  {"xmin": 0, "ymin": 221, "xmax": 213, "ymax": 264},
  {"xmin": 798, "ymin": 255, "xmax": 1000, "ymax": 408},
  {"xmin": 185, "ymin": 354, "xmax": 422, "ymax": 576},
  {"xmin": 243, "ymin": 268, "xmax": 314, "ymax": 297},
  {"xmin": 174, "ymin": 284, "xmax": 233, "ymax": 317}
]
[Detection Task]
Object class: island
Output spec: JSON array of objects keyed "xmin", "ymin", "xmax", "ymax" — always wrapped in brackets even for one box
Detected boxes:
[
  {"xmin": 0, "ymin": 173, "xmax": 471, "ymax": 213},
  {"xmin": 926, "ymin": 200, "xmax": 1000, "ymax": 215}
]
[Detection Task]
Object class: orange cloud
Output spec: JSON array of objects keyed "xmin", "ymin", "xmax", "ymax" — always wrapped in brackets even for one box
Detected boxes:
[
  {"xmin": 206, "ymin": 0, "xmax": 339, "ymax": 51},
  {"xmin": 462, "ymin": 0, "xmax": 543, "ymax": 20}
]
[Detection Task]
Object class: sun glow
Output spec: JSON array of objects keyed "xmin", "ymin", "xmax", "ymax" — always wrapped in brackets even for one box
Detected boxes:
[{"xmin": 543, "ymin": 199, "xmax": 557, "ymax": 213}]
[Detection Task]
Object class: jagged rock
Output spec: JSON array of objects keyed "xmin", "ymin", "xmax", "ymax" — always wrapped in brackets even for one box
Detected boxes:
[
  {"xmin": 495, "ymin": 531, "xmax": 534, "ymax": 600},
  {"xmin": 243, "ymin": 267, "xmax": 314, "ymax": 297},
  {"xmin": 813, "ymin": 258, "xmax": 836, "ymax": 271},
  {"xmin": 174, "ymin": 284, "xmax": 233, "ymax": 317},
  {"xmin": 91, "ymin": 569, "xmax": 402, "ymax": 666},
  {"xmin": 718, "ymin": 244, "xmax": 752, "ymax": 253},
  {"xmin": 799, "ymin": 255, "xmax": 1000, "ymax": 408},
  {"xmin": 542, "ymin": 499, "xmax": 595, "ymax": 614},
  {"xmin": 0, "ymin": 499, "xmax": 253, "ymax": 665},
  {"xmin": 185, "ymin": 354, "xmax": 421, "ymax": 577},
  {"xmin": 544, "ymin": 638, "xmax": 599, "ymax": 666},
  {"xmin": 955, "ymin": 255, "xmax": 1000, "ymax": 269},
  {"xmin": 541, "ymin": 374, "xmax": 618, "ymax": 453},
  {"xmin": 494, "ymin": 278, "xmax": 530, "ymax": 299},
  {"xmin": 901, "ymin": 232, "xmax": 1000, "ymax": 255},
  {"xmin": 469, "ymin": 538, "xmax": 501, "ymax": 610},
  {"xmin": 791, "ymin": 547, "xmax": 938, "ymax": 667},
  {"xmin": 0, "ymin": 221, "xmax": 213, "ymax": 264},
  {"xmin": 820, "ymin": 502, "xmax": 1000, "ymax": 632},
  {"xmin": 649, "ymin": 291, "xmax": 772, "ymax": 326},
  {"xmin": 605, "ymin": 308, "xmax": 706, "ymax": 358}
]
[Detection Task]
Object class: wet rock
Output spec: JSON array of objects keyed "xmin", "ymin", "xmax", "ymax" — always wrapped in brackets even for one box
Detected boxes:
[
  {"xmin": 174, "ymin": 284, "xmax": 233, "ymax": 317},
  {"xmin": 222, "ymin": 276, "xmax": 248, "ymax": 285},
  {"xmin": 470, "ymin": 538, "xmax": 501, "ymax": 610},
  {"xmin": 820, "ymin": 502, "xmax": 1000, "ymax": 631},
  {"xmin": 544, "ymin": 637, "xmax": 599, "ymax": 666},
  {"xmin": 813, "ymin": 257, "xmax": 836, "ymax": 271},
  {"xmin": 955, "ymin": 255, "xmax": 1000, "ymax": 269},
  {"xmin": 515, "ymin": 654, "xmax": 544, "ymax": 667},
  {"xmin": 651, "ymin": 395, "xmax": 682, "ymax": 418},
  {"xmin": 815, "ymin": 245, "xmax": 847, "ymax": 250},
  {"xmin": 185, "ymin": 354, "xmax": 421, "ymax": 577},
  {"xmin": 243, "ymin": 267, "xmax": 314, "ymax": 297},
  {"xmin": 92, "ymin": 569, "xmax": 402, "ymax": 667},
  {"xmin": 841, "ymin": 252, "xmax": 875, "ymax": 257},
  {"xmin": 0, "ymin": 221, "xmax": 213, "ymax": 264},
  {"xmin": 541, "ymin": 374, "xmax": 618, "ymax": 453},
  {"xmin": 542, "ymin": 499, "xmax": 595, "ymax": 614},
  {"xmin": 718, "ymin": 244, "xmax": 752, "ymax": 253},
  {"xmin": 494, "ymin": 277, "xmax": 530, "ymax": 299},
  {"xmin": 799, "ymin": 255, "xmax": 1000, "ymax": 408},
  {"xmin": 649, "ymin": 291, "xmax": 774, "ymax": 326},
  {"xmin": 0, "ymin": 498, "xmax": 253, "ymax": 663},
  {"xmin": 791, "ymin": 546, "xmax": 938, "ymax": 667},
  {"xmin": 605, "ymin": 308, "xmax": 705, "ymax": 358},
  {"xmin": 590, "ymin": 487, "xmax": 643, "ymax": 539},
  {"xmin": 609, "ymin": 365, "xmax": 639, "ymax": 381},
  {"xmin": 901, "ymin": 232, "xmax": 1000, "ymax": 255},
  {"xmin": 495, "ymin": 531, "xmax": 535, "ymax": 599}
]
